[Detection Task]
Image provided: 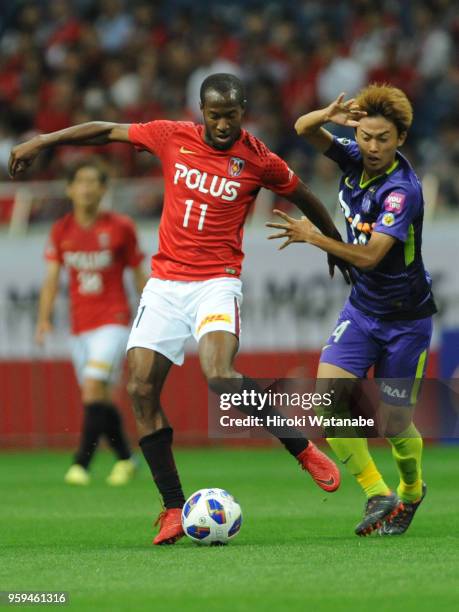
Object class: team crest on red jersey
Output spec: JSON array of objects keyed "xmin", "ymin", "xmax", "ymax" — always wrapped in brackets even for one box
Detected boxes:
[
  {"xmin": 98, "ymin": 232, "xmax": 110, "ymax": 248},
  {"xmin": 228, "ymin": 157, "xmax": 244, "ymax": 177}
]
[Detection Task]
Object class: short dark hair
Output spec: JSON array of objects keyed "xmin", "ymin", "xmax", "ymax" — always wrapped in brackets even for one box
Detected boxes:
[
  {"xmin": 200, "ymin": 73, "xmax": 246, "ymax": 106},
  {"xmin": 66, "ymin": 158, "xmax": 108, "ymax": 185}
]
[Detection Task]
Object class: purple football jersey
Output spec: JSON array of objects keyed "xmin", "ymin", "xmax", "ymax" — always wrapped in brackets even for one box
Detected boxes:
[{"xmin": 325, "ymin": 136, "xmax": 436, "ymax": 320}]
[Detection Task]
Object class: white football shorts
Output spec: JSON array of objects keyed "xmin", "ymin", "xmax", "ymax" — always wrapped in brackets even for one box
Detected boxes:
[
  {"xmin": 71, "ymin": 324, "xmax": 130, "ymax": 385},
  {"xmin": 126, "ymin": 277, "xmax": 242, "ymax": 365}
]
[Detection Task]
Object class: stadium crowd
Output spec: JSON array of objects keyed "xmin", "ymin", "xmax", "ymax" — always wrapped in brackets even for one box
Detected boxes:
[{"xmin": 0, "ymin": 0, "xmax": 458, "ymax": 215}]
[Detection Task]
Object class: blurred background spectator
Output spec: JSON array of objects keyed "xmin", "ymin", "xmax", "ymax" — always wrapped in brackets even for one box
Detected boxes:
[{"xmin": 0, "ymin": 0, "xmax": 458, "ymax": 215}]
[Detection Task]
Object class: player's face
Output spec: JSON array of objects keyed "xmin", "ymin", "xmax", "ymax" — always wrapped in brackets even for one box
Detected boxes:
[
  {"xmin": 201, "ymin": 91, "xmax": 245, "ymax": 150},
  {"xmin": 355, "ymin": 116, "xmax": 406, "ymax": 176},
  {"xmin": 67, "ymin": 167, "xmax": 106, "ymax": 212}
]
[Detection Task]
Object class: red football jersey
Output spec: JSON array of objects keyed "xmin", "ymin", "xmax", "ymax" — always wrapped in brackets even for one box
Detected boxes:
[
  {"xmin": 45, "ymin": 212, "xmax": 144, "ymax": 334},
  {"xmin": 128, "ymin": 121, "xmax": 299, "ymax": 280}
]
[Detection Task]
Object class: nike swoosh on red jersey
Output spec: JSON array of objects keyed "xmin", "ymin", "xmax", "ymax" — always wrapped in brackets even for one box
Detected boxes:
[{"xmin": 180, "ymin": 146, "xmax": 196, "ymax": 154}]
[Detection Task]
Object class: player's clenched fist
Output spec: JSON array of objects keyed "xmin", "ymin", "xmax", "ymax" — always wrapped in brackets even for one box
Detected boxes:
[{"xmin": 8, "ymin": 136, "xmax": 42, "ymax": 178}]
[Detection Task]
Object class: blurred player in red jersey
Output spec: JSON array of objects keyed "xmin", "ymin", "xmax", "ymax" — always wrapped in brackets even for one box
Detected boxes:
[
  {"xmin": 35, "ymin": 160, "xmax": 147, "ymax": 486},
  {"xmin": 11, "ymin": 74, "xmax": 348, "ymax": 544}
]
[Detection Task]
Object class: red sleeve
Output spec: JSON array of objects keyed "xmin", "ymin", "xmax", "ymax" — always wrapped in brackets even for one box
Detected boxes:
[
  {"xmin": 128, "ymin": 120, "xmax": 179, "ymax": 157},
  {"xmin": 120, "ymin": 217, "xmax": 144, "ymax": 268},
  {"xmin": 44, "ymin": 222, "xmax": 63, "ymax": 263},
  {"xmin": 261, "ymin": 152, "xmax": 299, "ymax": 195}
]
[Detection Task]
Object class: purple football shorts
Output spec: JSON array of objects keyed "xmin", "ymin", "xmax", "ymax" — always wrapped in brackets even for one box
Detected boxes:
[{"xmin": 320, "ymin": 299, "xmax": 433, "ymax": 405}]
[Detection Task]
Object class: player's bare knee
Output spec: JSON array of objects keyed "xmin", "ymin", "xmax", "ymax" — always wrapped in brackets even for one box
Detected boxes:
[
  {"xmin": 205, "ymin": 367, "xmax": 240, "ymax": 395},
  {"xmin": 127, "ymin": 379, "xmax": 162, "ymax": 425},
  {"xmin": 81, "ymin": 378, "xmax": 108, "ymax": 404},
  {"xmin": 127, "ymin": 377, "xmax": 154, "ymax": 403}
]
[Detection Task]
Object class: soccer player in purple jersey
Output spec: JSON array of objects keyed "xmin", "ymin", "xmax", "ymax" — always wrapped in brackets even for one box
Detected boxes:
[{"xmin": 267, "ymin": 84, "xmax": 436, "ymax": 536}]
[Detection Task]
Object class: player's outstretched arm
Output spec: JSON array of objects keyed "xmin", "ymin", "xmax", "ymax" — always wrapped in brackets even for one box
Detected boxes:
[
  {"xmin": 267, "ymin": 211, "xmax": 395, "ymax": 270},
  {"xmin": 8, "ymin": 122, "xmax": 131, "ymax": 178},
  {"xmin": 284, "ymin": 181, "xmax": 353, "ymax": 283},
  {"xmin": 286, "ymin": 180, "xmax": 341, "ymax": 240},
  {"xmin": 35, "ymin": 261, "xmax": 61, "ymax": 345},
  {"xmin": 294, "ymin": 93, "xmax": 366, "ymax": 152}
]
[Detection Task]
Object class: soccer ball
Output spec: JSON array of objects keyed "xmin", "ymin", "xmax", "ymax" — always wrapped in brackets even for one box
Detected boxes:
[{"xmin": 181, "ymin": 488, "xmax": 242, "ymax": 545}]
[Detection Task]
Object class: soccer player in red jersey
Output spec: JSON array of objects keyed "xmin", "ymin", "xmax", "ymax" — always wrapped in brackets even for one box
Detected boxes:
[
  {"xmin": 35, "ymin": 160, "xmax": 147, "ymax": 486},
  {"xmin": 11, "ymin": 74, "xmax": 346, "ymax": 544}
]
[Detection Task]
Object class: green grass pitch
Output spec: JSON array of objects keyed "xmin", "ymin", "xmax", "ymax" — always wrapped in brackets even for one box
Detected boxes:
[{"xmin": 1, "ymin": 446, "xmax": 458, "ymax": 612}]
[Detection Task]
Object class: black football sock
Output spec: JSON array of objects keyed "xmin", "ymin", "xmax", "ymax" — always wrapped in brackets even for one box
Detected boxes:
[
  {"xmin": 239, "ymin": 377, "xmax": 309, "ymax": 457},
  {"xmin": 103, "ymin": 403, "xmax": 132, "ymax": 460},
  {"xmin": 74, "ymin": 402, "xmax": 107, "ymax": 469},
  {"xmin": 139, "ymin": 427, "xmax": 186, "ymax": 509}
]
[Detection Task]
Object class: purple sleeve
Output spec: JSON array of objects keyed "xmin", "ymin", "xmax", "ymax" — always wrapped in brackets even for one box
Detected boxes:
[
  {"xmin": 324, "ymin": 136, "xmax": 362, "ymax": 172},
  {"xmin": 373, "ymin": 187, "xmax": 421, "ymax": 241}
]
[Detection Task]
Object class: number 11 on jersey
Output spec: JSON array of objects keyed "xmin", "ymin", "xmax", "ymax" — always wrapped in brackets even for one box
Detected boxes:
[{"xmin": 183, "ymin": 199, "xmax": 208, "ymax": 231}]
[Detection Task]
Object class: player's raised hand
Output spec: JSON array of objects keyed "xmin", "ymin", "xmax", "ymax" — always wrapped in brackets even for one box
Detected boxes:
[
  {"xmin": 35, "ymin": 320, "xmax": 53, "ymax": 345},
  {"xmin": 266, "ymin": 209, "xmax": 319, "ymax": 250},
  {"xmin": 8, "ymin": 137, "xmax": 42, "ymax": 179},
  {"xmin": 323, "ymin": 92, "xmax": 367, "ymax": 128}
]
